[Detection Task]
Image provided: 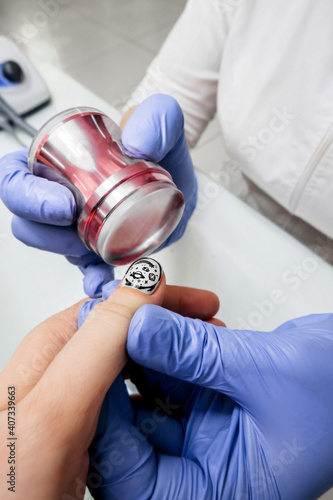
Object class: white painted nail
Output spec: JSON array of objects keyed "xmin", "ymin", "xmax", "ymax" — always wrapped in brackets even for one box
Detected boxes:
[{"xmin": 122, "ymin": 258, "xmax": 162, "ymax": 295}]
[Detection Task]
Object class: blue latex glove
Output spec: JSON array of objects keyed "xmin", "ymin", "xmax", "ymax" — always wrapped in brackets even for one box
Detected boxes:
[
  {"xmin": 0, "ymin": 149, "xmax": 114, "ymax": 297},
  {"xmin": 78, "ymin": 281, "xmax": 188, "ymax": 500},
  {"xmin": 0, "ymin": 94, "xmax": 197, "ymax": 295},
  {"xmin": 121, "ymin": 94, "xmax": 197, "ymax": 249},
  {"xmin": 80, "ymin": 291, "xmax": 333, "ymax": 500}
]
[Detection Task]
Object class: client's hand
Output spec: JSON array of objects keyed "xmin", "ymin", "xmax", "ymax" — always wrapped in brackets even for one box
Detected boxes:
[{"xmin": 0, "ymin": 257, "xmax": 166, "ymax": 500}]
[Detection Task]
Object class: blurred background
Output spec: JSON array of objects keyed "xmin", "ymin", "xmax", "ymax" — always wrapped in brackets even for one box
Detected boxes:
[
  {"xmin": 0, "ymin": 0, "xmax": 186, "ymax": 108},
  {"xmin": 0, "ymin": 0, "xmax": 224, "ymax": 178}
]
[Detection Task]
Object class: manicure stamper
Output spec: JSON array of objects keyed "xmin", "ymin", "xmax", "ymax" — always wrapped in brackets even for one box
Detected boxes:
[{"xmin": 28, "ymin": 107, "xmax": 184, "ymax": 266}]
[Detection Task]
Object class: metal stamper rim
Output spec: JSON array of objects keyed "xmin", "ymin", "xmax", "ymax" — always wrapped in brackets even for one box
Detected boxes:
[
  {"xmin": 94, "ymin": 181, "xmax": 184, "ymax": 265},
  {"xmin": 77, "ymin": 163, "xmax": 174, "ymax": 248}
]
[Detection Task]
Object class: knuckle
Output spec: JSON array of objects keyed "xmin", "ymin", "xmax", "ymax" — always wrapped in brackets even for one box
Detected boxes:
[{"xmin": 91, "ymin": 299, "xmax": 132, "ymax": 323}]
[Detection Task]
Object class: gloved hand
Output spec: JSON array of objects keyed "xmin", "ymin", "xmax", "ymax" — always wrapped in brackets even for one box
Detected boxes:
[
  {"xmin": 0, "ymin": 94, "xmax": 197, "ymax": 296},
  {"xmin": 80, "ymin": 292, "xmax": 333, "ymax": 500},
  {"xmin": 78, "ymin": 280, "xmax": 221, "ymax": 500},
  {"xmin": 0, "ymin": 149, "xmax": 114, "ymax": 297},
  {"xmin": 121, "ymin": 94, "xmax": 197, "ymax": 249}
]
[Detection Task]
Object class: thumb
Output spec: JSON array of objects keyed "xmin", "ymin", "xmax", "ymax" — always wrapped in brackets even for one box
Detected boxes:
[
  {"xmin": 128, "ymin": 305, "xmax": 227, "ymax": 391},
  {"xmin": 22, "ymin": 258, "xmax": 165, "ymax": 446},
  {"xmin": 80, "ymin": 262, "xmax": 115, "ymax": 298},
  {"xmin": 127, "ymin": 305, "xmax": 274, "ymax": 409},
  {"xmin": 121, "ymin": 93, "xmax": 196, "ymax": 202},
  {"xmin": 77, "ymin": 280, "xmax": 121, "ymax": 328},
  {"xmin": 128, "ymin": 306, "xmax": 333, "ymax": 414},
  {"xmin": 0, "ymin": 149, "xmax": 76, "ymax": 225}
]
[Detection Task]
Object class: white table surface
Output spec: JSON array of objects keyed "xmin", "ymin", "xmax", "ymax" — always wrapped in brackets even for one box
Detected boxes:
[{"xmin": 1, "ymin": 64, "xmax": 333, "ymax": 499}]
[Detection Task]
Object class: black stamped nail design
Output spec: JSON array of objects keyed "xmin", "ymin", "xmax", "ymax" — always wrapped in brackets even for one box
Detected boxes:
[{"xmin": 122, "ymin": 258, "xmax": 162, "ymax": 295}]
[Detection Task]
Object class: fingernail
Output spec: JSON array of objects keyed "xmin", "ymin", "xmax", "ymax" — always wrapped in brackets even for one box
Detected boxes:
[{"xmin": 122, "ymin": 258, "xmax": 162, "ymax": 295}]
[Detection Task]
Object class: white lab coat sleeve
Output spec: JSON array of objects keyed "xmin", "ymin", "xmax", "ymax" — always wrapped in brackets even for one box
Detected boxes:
[{"xmin": 123, "ymin": 0, "xmax": 231, "ymax": 147}]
